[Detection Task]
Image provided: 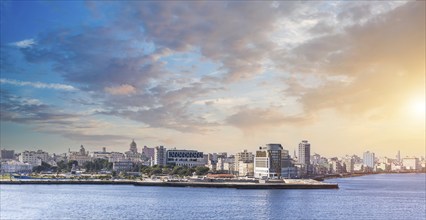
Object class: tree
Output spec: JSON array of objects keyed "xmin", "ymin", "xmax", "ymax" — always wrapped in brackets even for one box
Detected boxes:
[
  {"xmin": 32, "ymin": 162, "xmax": 52, "ymax": 173},
  {"xmin": 195, "ymin": 166, "xmax": 209, "ymax": 175}
]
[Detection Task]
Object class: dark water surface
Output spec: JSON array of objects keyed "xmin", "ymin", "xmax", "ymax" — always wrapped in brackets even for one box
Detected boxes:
[{"xmin": 1, "ymin": 173, "xmax": 425, "ymax": 219}]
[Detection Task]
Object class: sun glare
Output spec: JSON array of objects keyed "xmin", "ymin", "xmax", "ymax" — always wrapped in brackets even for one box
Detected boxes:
[{"xmin": 409, "ymin": 98, "xmax": 426, "ymax": 119}]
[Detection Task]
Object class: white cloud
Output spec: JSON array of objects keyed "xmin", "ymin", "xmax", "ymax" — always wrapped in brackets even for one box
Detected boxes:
[
  {"xmin": 11, "ymin": 39, "xmax": 36, "ymax": 48},
  {"xmin": 0, "ymin": 78, "xmax": 77, "ymax": 91}
]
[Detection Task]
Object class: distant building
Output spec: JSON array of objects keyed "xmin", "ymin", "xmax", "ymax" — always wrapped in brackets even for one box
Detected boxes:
[
  {"xmin": 298, "ymin": 140, "xmax": 311, "ymax": 175},
  {"xmin": 125, "ymin": 140, "xmax": 142, "ymax": 163},
  {"xmin": 402, "ymin": 157, "xmax": 420, "ymax": 170},
  {"xmin": 129, "ymin": 139, "xmax": 138, "ymax": 154},
  {"xmin": 113, "ymin": 159, "xmax": 133, "ymax": 172},
  {"xmin": 166, "ymin": 149, "xmax": 204, "ymax": 167},
  {"xmin": 1, "ymin": 149, "xmax": 15, "ymax": 160},
  {"xmin": 68, "ymin": 145, "xmax": 92, "ymax": 165},
  {"xmin": 375, "ymin": 163, "xmax": 390, "ymax": 172},
  {"xmin": 154, "ymin": 146, "xmax": 167, "ymax": 166},
  {"xmin": 342, "ymin": 157, "xmax": 354, "ymax": 173},
  {"xmin": 234, "ymin": 150, "xmax": 254, "ymax": 175},
  {"xmin": 1, "ymin": 160, "xmax": 33, "ymax": 173},
  {"xmin": 108, "ymin": 152, "xmax": 125, "ymax": 163},
  {"xmin": 396, "ymin": 150, "xmax": 401, "ymax": 163},
  {"xmin": 298, "ymin": 140, "xmax": 311, "ymax": 165},
  {"xmin": 19, "ymin": 150, "xmax": 50, "ymax": 166},
  {"xmin": 363, "ymin": 151, "xmax": 375, "ymax": 169},
  {"xmin": 142, "ymin": 146, "xmax": 155, "ymax": 160},
  {"xmin": 254, "ymin": 144, "xmax": 284, "ymax": 179},
  {"xmin": 238, "ymin": 161, "xmax": 254, "ymax": 177},
  {"xmin": 52, "ymin": 153, "xmax": 68, "ymax": 162}
]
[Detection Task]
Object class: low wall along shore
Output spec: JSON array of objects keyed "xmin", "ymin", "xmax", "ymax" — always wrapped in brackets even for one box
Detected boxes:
[{"xmin": 0, "ymin": 179, "xmax": 338, "ymax": 189}]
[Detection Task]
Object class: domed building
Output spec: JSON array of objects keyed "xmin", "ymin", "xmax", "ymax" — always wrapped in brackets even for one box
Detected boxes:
[
  {"xmin": 129, "ymin": 139, "xmax": 137, "ymax": 154},
  {"xmin": 125, "ymin": 139, "xmax": 142, "ymax": 163}
]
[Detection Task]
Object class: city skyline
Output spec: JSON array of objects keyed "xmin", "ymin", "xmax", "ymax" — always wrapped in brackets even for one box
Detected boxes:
[{"xmin": 1, "ymin": 1, "xmax": 425, "ymax": 157}]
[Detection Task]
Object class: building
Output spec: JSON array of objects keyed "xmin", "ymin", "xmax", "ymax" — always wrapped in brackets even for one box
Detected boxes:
[
  {"xmin": 68, "ymin": 145, "xmax": 92, "ymax": 165},
  {"xmin": 112, "ymin": 159, "xmax": 133, "ymax": 172},
  {"xmin": 154, "ymin": 146, "xmax": 167, "ymax": 166},
  {"xmin": 125, "ymin": 140, "xmax": 142, "ymax": 163},
  {"xmin": 238, "ymin": 161, "xmax": 254, "ymax": 177},
  {"xmin": 91, "ymin": 147, "xmax": 111, "ymax": 160},
  {"xmin": 142, "ymin": 146, "xmax": 155, "ymax": 160},
  {"xmin": 129, "ymin": 139, "xmax": 138, "ymax": 154},
  {"xmin": 342, "ymin": 157, "xmax": 354, "ymax": 173},
  {"xmin": 108, "ymin": 152, "xmax": 125, "ymax": 163},
  {"xmin": 298, "ymin": 140, "xmax": 311, "ymax": 165},
  {"xmin": 1, "ymin": 160, "xmax": 33, "ymax": 173},
  {"xmin": 234, "ymin": 150, "xmax": 254, "ymax": 175},
  {"xmin": 166, "ymin": 149, "xmax": 204, "ymax": 167},
  {"xmin": 19, "ymin": 150, "xmax": 50, "ymax": 166},
  {"xmin": 402, "ymin": 157, "xmax": 420, "ymax": 170},
  {"xmin": 375, "ymin": 163, "xmax": 390, "ymax": 172},
  {"xmin": 1, "ymin": 149, "xmax": 15, "ymax": 160},
  {"xmin": 363, "ymin": 151, "xmax": 375, "ymax": 169},
  {"xmin": 254, "ymin": 144, "xmax": 284, "ymax": 179}
]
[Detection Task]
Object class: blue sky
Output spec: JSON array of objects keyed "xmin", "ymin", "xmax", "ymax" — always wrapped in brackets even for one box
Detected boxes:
[{"xmin": 1, "ymin": 1, "xmax": 424, "ymax": 157}]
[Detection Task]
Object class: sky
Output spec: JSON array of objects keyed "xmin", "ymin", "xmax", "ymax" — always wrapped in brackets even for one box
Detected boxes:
[{"xmin": 0, "ymin": 1, "xmax": 425, "ymax": 158}]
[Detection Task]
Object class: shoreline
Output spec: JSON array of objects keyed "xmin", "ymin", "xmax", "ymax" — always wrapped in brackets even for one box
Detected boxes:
[{"xmin": 0, "ymin": 179, "xmax": 339, "ymax": 189}]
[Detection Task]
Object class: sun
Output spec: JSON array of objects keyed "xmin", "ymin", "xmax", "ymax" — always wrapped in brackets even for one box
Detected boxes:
[{"xmin": 409, "ymin": 98, "xmax": 425, "ymax": 119}]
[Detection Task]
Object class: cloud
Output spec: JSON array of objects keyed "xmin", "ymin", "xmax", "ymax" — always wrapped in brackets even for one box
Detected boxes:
[
  {"xmin": 11, "ymin": 39, "xmax": 36, "ymax": 48},
  {"xmin": 0, "ymin": 90, "xmax": 129, "ymax": 142},
  {"xmin": 0, "ymin": 78, "xmax": 77, "ymax": 91},
  {"xmin": 278, "ymin": 1, "xmax": 425, "ymax": 118},
  {"xmin": 226, "ymin": 106, "xmax": 311, "ymax": 132},
  {"xmin": 105, "ymin": 84, "xmax": 136, "ymax": 95},
  {"xmin": 9, "ymin": 1, "xmax": 424, "ymax": 137}
]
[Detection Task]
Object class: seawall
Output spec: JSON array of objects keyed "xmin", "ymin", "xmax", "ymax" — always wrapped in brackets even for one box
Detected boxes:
[{"xmin": 0, "ymin": 180, "xmax": 338, "ymax": 189}]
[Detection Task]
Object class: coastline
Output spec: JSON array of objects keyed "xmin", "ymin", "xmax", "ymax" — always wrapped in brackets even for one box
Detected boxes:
[{"xmin": 0, "ymin": 179, "xmax": 339, "ymax": 189}]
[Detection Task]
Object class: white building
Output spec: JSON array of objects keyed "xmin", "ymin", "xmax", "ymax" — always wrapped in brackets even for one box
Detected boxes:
[
  {"xmin": 234, "ymin": 150, "xmax": 254, "ymax": 175},
  {"xmin": 402, "ymin": 157, "xmax": 420, "ymax": 170},
  {"xmin": 19, "ymin": 150, "xmax": 49, "ymax": 166},
  {"xmin": 238, "ymin": 161, "xmax": 254, "ymax": 177},
  {"xmin": 1, "ymin": 160, "xmax": 33, "ymax": 173},
  {"xmin": 166, "ymin": 149, "xmax": 204, "ymax": 167},
  {"xmin": 363, "ymin": 151, "xmax": 375, "ymax": 169}
]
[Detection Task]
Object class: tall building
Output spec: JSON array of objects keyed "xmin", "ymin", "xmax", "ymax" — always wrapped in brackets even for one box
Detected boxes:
[
  {"xmin": 363, "ymin": 151, "xmax": 375, "ymax": 168},
  {"xmin": 298, "ymin": 140, "xmax": 310, "ymax": 165},
  {"xmin": 154, "ymin": 146, "xmax": 167, "ymax": 166},
  {"xmin": 254, "ymin": 144, "xmax": 285, "ymax": 179}
]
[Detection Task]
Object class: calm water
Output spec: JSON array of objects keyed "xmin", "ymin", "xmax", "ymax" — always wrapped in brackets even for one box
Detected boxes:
[{"xmin": 1, "ymin": 173, "xmax": 425, "ymax": 219}]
